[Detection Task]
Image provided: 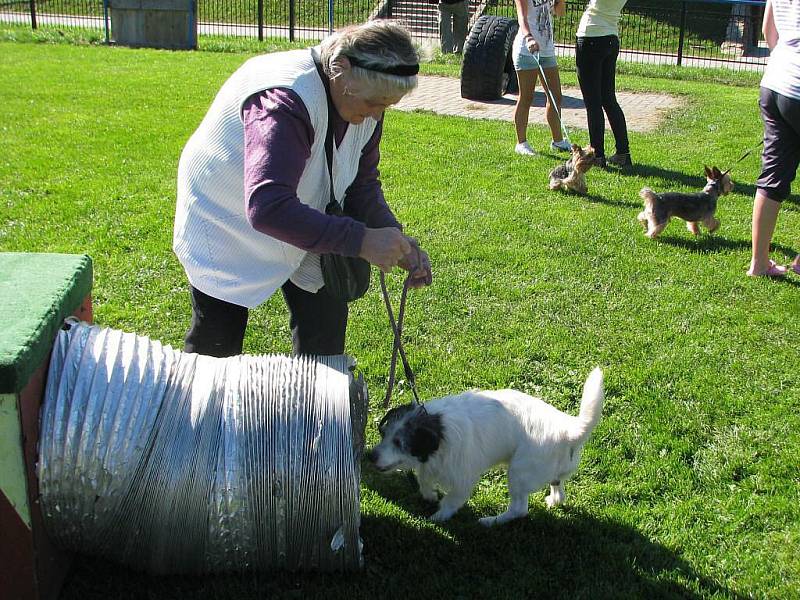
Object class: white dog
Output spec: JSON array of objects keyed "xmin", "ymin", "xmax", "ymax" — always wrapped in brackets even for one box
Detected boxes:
[{"xmin": 367, "ymin": 368, "xmax": 604, "ymax": 526}]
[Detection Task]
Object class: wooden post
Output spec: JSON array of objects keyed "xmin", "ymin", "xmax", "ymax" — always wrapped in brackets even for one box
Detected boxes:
[{"xmin": 0, "ymin": 253, "xmax": 93, "ymax": 600}]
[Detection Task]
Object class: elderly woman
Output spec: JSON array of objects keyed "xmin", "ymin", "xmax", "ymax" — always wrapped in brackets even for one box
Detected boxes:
[{"xmin": 174, "ymin": 21, "xmax": 432, "ymax": 357}]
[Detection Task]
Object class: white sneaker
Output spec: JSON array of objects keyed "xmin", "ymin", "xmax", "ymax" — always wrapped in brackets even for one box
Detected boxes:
[
  {"xmin": 515, "ymin": 141, "xmax": 536, "ymax": 156},
  {"xmin": 550, "ymin": 139, "xmax": 572, "ymax": 152}
]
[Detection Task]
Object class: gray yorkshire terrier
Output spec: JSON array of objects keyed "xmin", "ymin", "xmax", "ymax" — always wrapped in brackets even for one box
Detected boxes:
[
  {"xmin": 548, "ymin": 144, "xmax": 596, "ymax": 195},
  {"xmin": 638, "ymin": 166, "xmax": 733, "ymax": 239}
]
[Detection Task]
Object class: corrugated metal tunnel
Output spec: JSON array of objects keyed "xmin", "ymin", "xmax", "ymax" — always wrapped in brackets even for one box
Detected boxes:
[{"xmin": 37, "ymin": 319, "xmax": 368, "ymax": 574}]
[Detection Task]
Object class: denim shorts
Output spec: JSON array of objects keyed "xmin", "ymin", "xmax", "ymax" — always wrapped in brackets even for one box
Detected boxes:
[
  {"xmin": 515, "ymin": 52, "xmax": 557, "ymax": 71},
  {"xmin": 512, "ymin": 37, "xmax": 558, "ymax": 71},
  {"xmin": 756, "ymin": 87, "xmax": 800, "ymax": 202}
]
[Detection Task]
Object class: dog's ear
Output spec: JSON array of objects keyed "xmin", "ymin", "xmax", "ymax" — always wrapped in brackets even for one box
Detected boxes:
[
  {"xmin": 408, "ymin": 426, "xmax": 441, "ymax": 462},
  {"xmin": 377, "ymin": 403, "xmax": 416, "ymax": 436},
  {"xmin": 711, "ymin": 166, "xmax": 723, "ymax": 180},
  {"xmin": 704, "ymin": 165, "xmax": 713, "ymax": 179},
  {"xmin": 406, "ymin": 410, "xmax": 443, "ymax": 462}
]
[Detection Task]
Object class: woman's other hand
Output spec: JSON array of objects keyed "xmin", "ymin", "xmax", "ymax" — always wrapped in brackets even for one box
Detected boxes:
[
  {"xmin": 360, "ymin": 227, "xmax": 412, "ymax": 272},
  {"xmin": 398, "ymin": 237, "xmax": 432, "ymax": 288},
  {"xmin": 524, "ymin": 34, "xmax": 539, "ymax": 53}
]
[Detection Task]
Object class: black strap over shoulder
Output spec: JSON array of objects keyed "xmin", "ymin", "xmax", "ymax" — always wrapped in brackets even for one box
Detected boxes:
[{"xmin": 311, "ymin": 49, "xmax": 338, "ymax": 213}]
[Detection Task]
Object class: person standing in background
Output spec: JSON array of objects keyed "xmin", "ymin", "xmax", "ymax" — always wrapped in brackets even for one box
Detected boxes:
[
  {"xmin": 512, "ymin": 0, "xmax": 571, "ymax": 156},
  {"xmin": 575, "ymin": 0, "xmax": 631, "ymax": 168},
  {"xmin": 747, "ymin": 0, "xmax": 800, "ymax": 277},
  {"xmin": 434, "ymin": 0, "xmax": 470, "ymax": 54}
]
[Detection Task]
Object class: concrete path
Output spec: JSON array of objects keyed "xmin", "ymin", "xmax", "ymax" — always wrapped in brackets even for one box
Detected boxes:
[{"xmin": 393, "ymin": 75, "xmax": 681, "ymax": 133}]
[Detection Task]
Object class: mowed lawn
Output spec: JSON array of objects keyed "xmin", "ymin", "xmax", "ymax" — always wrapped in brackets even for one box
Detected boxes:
[{"xmin": 0, "ymin": 40, "xmax": 798, "ymax": 598}]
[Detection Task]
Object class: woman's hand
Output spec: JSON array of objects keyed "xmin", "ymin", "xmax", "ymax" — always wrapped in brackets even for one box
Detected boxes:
[
  {"xmin": 359, "ymin": 227, "xmax": 412, "ymax": 272},
  {"xmin": 524, "ymin": 34, "xmax": 539, "ymax": 53},
  {"xmin": 398, "ymin": 237, "xmax": 432, "ymax": 288}
]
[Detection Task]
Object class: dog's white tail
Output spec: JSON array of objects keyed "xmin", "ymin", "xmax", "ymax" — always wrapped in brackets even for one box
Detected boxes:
[{"xmin": 568, "ymin": 367, "xmax": 604, "ymax": 443}]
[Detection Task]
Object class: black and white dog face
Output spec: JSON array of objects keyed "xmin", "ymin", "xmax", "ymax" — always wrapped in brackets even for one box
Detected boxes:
[{"xmin": 367, "ymin": 404, "xmax": 444, "ymax": 472}]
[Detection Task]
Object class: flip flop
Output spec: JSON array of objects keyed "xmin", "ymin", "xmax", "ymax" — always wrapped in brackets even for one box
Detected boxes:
[
  {"xmin": 748, "ymin": 260, "xmax": 787, "ymax": 278},
  {"xmin": 764, "ymin": 260, "xmax": 788, "ymax": 277},
  {"xmin": 790, "ymin": 262, "xmax": 800, "ymax": 276}
]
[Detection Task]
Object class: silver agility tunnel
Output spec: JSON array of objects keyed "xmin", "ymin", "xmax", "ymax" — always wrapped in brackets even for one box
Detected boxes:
[{"xmin": 37, "ymin": 319, "xmax": 368, "ymax": 573}]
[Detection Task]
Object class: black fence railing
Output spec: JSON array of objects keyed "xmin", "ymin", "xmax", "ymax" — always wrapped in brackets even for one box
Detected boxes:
[{"xmin": 0, "ymin": 0, "xmax": 768, "ymax": 71}]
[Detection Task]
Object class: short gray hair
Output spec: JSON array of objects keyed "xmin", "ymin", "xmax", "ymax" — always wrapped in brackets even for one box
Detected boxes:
[{"xmin": 319, "ymin": 20, "xmax": 419, "ymax": 98}]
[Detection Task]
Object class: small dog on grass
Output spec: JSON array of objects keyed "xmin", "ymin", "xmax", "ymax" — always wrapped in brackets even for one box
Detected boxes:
[
  {"xmin": 367, "ymin": 368, "xmax": 604, "ymax": 526},
  {"xmin": 548, "ymin": 144, "xmax": 596, "ymax": 195},
  {"xmin": 638, "ymin": 166, "xmax": 733, "ymax": 239}
]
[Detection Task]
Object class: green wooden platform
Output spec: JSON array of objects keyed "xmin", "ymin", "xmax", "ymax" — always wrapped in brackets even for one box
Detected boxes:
[{"xmin": 0, "ymin": 253, "xmax": 93, "ymax": 394}]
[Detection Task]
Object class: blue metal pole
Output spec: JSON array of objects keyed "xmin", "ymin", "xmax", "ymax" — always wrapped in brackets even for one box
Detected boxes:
[
  {"xmin": 258, "ymin": 0, "xmax": 264, "ymax": 41},
  {"xmin": 103, "ymin": 0, "xmax": 110, "ymax": 44},
  {"xmin": 28, "ymin": 0, "xmax": 37, "ymax": 29},
  {"xmin": 328, "ymin": 0, "xmax": 334, "ymax": 35},
  {"xmin": 677, "ymin": 1, "xmax": 687, "ymax": 66},
  {"xmin": 289, "ymin": 0, "xmax": 295, "ymax": 42}
]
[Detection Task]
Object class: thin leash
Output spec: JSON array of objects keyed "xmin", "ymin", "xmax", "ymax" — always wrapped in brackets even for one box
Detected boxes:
[
  {"xmin": 533, "ymin": 50, "xmax": 571, "ymax": 146},
  {"xmin": 721, "ymin": 140, "xmax": 764, "ymax": 177},
  {"xmin": 379, "ymin": 248, "xmax": 422, "ymax": 410}
]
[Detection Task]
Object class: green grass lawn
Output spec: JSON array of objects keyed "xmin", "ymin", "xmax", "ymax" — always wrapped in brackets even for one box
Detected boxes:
[{"xmin": 1, "ymin": 40, "xmax": 798, "ymax": 599}]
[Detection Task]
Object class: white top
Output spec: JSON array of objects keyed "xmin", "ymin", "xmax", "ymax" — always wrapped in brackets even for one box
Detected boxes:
[
  {"xmin": 576, "ymin": 0, "xmax": 628, "ymax": 38},
  {"xmin": 514, "ymin": 0, "xmax": 556, "ymax": 58},
  {"xmin": 173, "ymin": 48, "xmax": 378, "ymax": 308},
  {"xmin": 761, "ymin": 0, "xmax": 800, "ymax": 100}
]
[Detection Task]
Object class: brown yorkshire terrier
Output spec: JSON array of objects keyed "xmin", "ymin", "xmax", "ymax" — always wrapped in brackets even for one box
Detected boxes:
[
  {"xmin": 638, "ymin": 166, "xmax": 733, "ymax": 239},
  {"xmin": 548, "ymin": 144, "xmax": 596, "ymax": 195}
]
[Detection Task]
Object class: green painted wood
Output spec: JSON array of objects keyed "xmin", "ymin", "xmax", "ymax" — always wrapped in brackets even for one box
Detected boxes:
[{"xmin": 0, "ymin": 253, "xmax": 92, "ymax": 394}]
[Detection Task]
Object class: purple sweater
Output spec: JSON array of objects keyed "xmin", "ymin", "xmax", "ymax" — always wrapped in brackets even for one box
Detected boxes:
[{"xmin": 243, "ymin": 88, "xmax": 402, "ymax": 258}]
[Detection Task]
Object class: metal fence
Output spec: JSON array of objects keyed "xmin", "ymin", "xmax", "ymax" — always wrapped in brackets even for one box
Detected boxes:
[{"xmin": 0, "ymin": 0, "xmax": 769, "ymax": 71}]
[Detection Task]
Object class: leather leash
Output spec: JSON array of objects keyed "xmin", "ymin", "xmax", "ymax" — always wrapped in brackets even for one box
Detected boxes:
[
  {"xmin": 379, "ymin": 248, "xmax": 422, "ymax": 409},
  {"xmin": 721, "ymin": 140, "xmax": 764, "ymax": 177},
  {"xmin": 533, "ymin": 50, "xmax": 571, "ymax": 146}
]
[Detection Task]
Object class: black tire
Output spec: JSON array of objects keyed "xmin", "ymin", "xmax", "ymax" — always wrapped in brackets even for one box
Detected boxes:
[{"xmin": 460, "ymin": 15, "xmax": 519, "ymax": 101}]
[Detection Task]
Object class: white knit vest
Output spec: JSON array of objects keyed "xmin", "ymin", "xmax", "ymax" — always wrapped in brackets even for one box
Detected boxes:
[{"xmin": 174, "ymin": 48, "xmax": 378, "ymax": 308}]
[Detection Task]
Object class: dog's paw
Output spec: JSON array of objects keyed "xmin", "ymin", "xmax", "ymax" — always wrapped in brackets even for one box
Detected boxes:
[
  {"xmin": 429, "ymin": 509, "xmax": 454, "ymax": 523},
  {"xmin": 545, "ymin": 492, "xmax": 565, "ymax": 509}
]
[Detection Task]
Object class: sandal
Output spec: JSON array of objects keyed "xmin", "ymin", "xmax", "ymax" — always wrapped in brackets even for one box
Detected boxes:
[
  {"xmin": 791, "ymin": 263, "xmax": 800, "ymax": 276},
  {"xmin": 748, "ymin": 260, "xmax": 787, "ymax": 278}
]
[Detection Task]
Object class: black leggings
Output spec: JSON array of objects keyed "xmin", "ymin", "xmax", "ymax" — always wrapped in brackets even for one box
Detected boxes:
[
  {"xmin": 184, "ymin": 281, "xmax": 349, "ymax": 357},
  {"xmin": 575, "ymin": 35, "xmax": 630, "ymax": 158}
]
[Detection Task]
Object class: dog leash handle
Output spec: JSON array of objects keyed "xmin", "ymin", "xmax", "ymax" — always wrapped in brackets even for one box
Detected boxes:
[{"xmin": 380, "ymin": 252, "xmax": 422, "ymax": 409}]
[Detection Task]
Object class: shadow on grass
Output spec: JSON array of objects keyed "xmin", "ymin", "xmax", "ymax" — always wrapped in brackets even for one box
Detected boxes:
[
  {"xmin": 358, "ymin": 468, "xmax": 748, "ymax": 599},
  {"xmin": 58, "ymin": 468, "xmax": 748, "ymax": 600},
  {"xmin": 655, "ymin": 232, "xmax": 798, "ymax": 261},
  {"xmin": 582, "ymin": 190, "xmax": 642, "ymax": 209},
  {"xmin": 611, "ymin": 162, "xmax": 761, "ymax": 198}
]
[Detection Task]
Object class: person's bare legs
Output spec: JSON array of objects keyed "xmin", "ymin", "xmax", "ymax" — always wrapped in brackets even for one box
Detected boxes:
[
  {"xmin": 748, "ymin": 190, "xmax": 785, "ymax": 276},
  {"xmin": 514, "ymin": 68, "xmax": 539, "ymax": 144},
  {"xmin": 541, "ymin": 65, "xmax": 565, "ymax": 143}
]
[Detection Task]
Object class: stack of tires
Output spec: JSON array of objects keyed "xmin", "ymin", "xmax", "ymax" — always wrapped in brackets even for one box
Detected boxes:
[{"xmin": 461, "ymin": 15, "xmax": 519, "ymax": 101}]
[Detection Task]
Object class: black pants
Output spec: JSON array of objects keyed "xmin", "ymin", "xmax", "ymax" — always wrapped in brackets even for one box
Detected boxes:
[
  {"xmin": 757, "ymin": 87, "xmax": 800, "ymax": 202},
  {"xmin": 184, "ymin": 281, "xmax": 349, "ymax": 357},
  {"xmin": 575, "ymin": 35, "xmax": 630, "ymax": 159}
]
